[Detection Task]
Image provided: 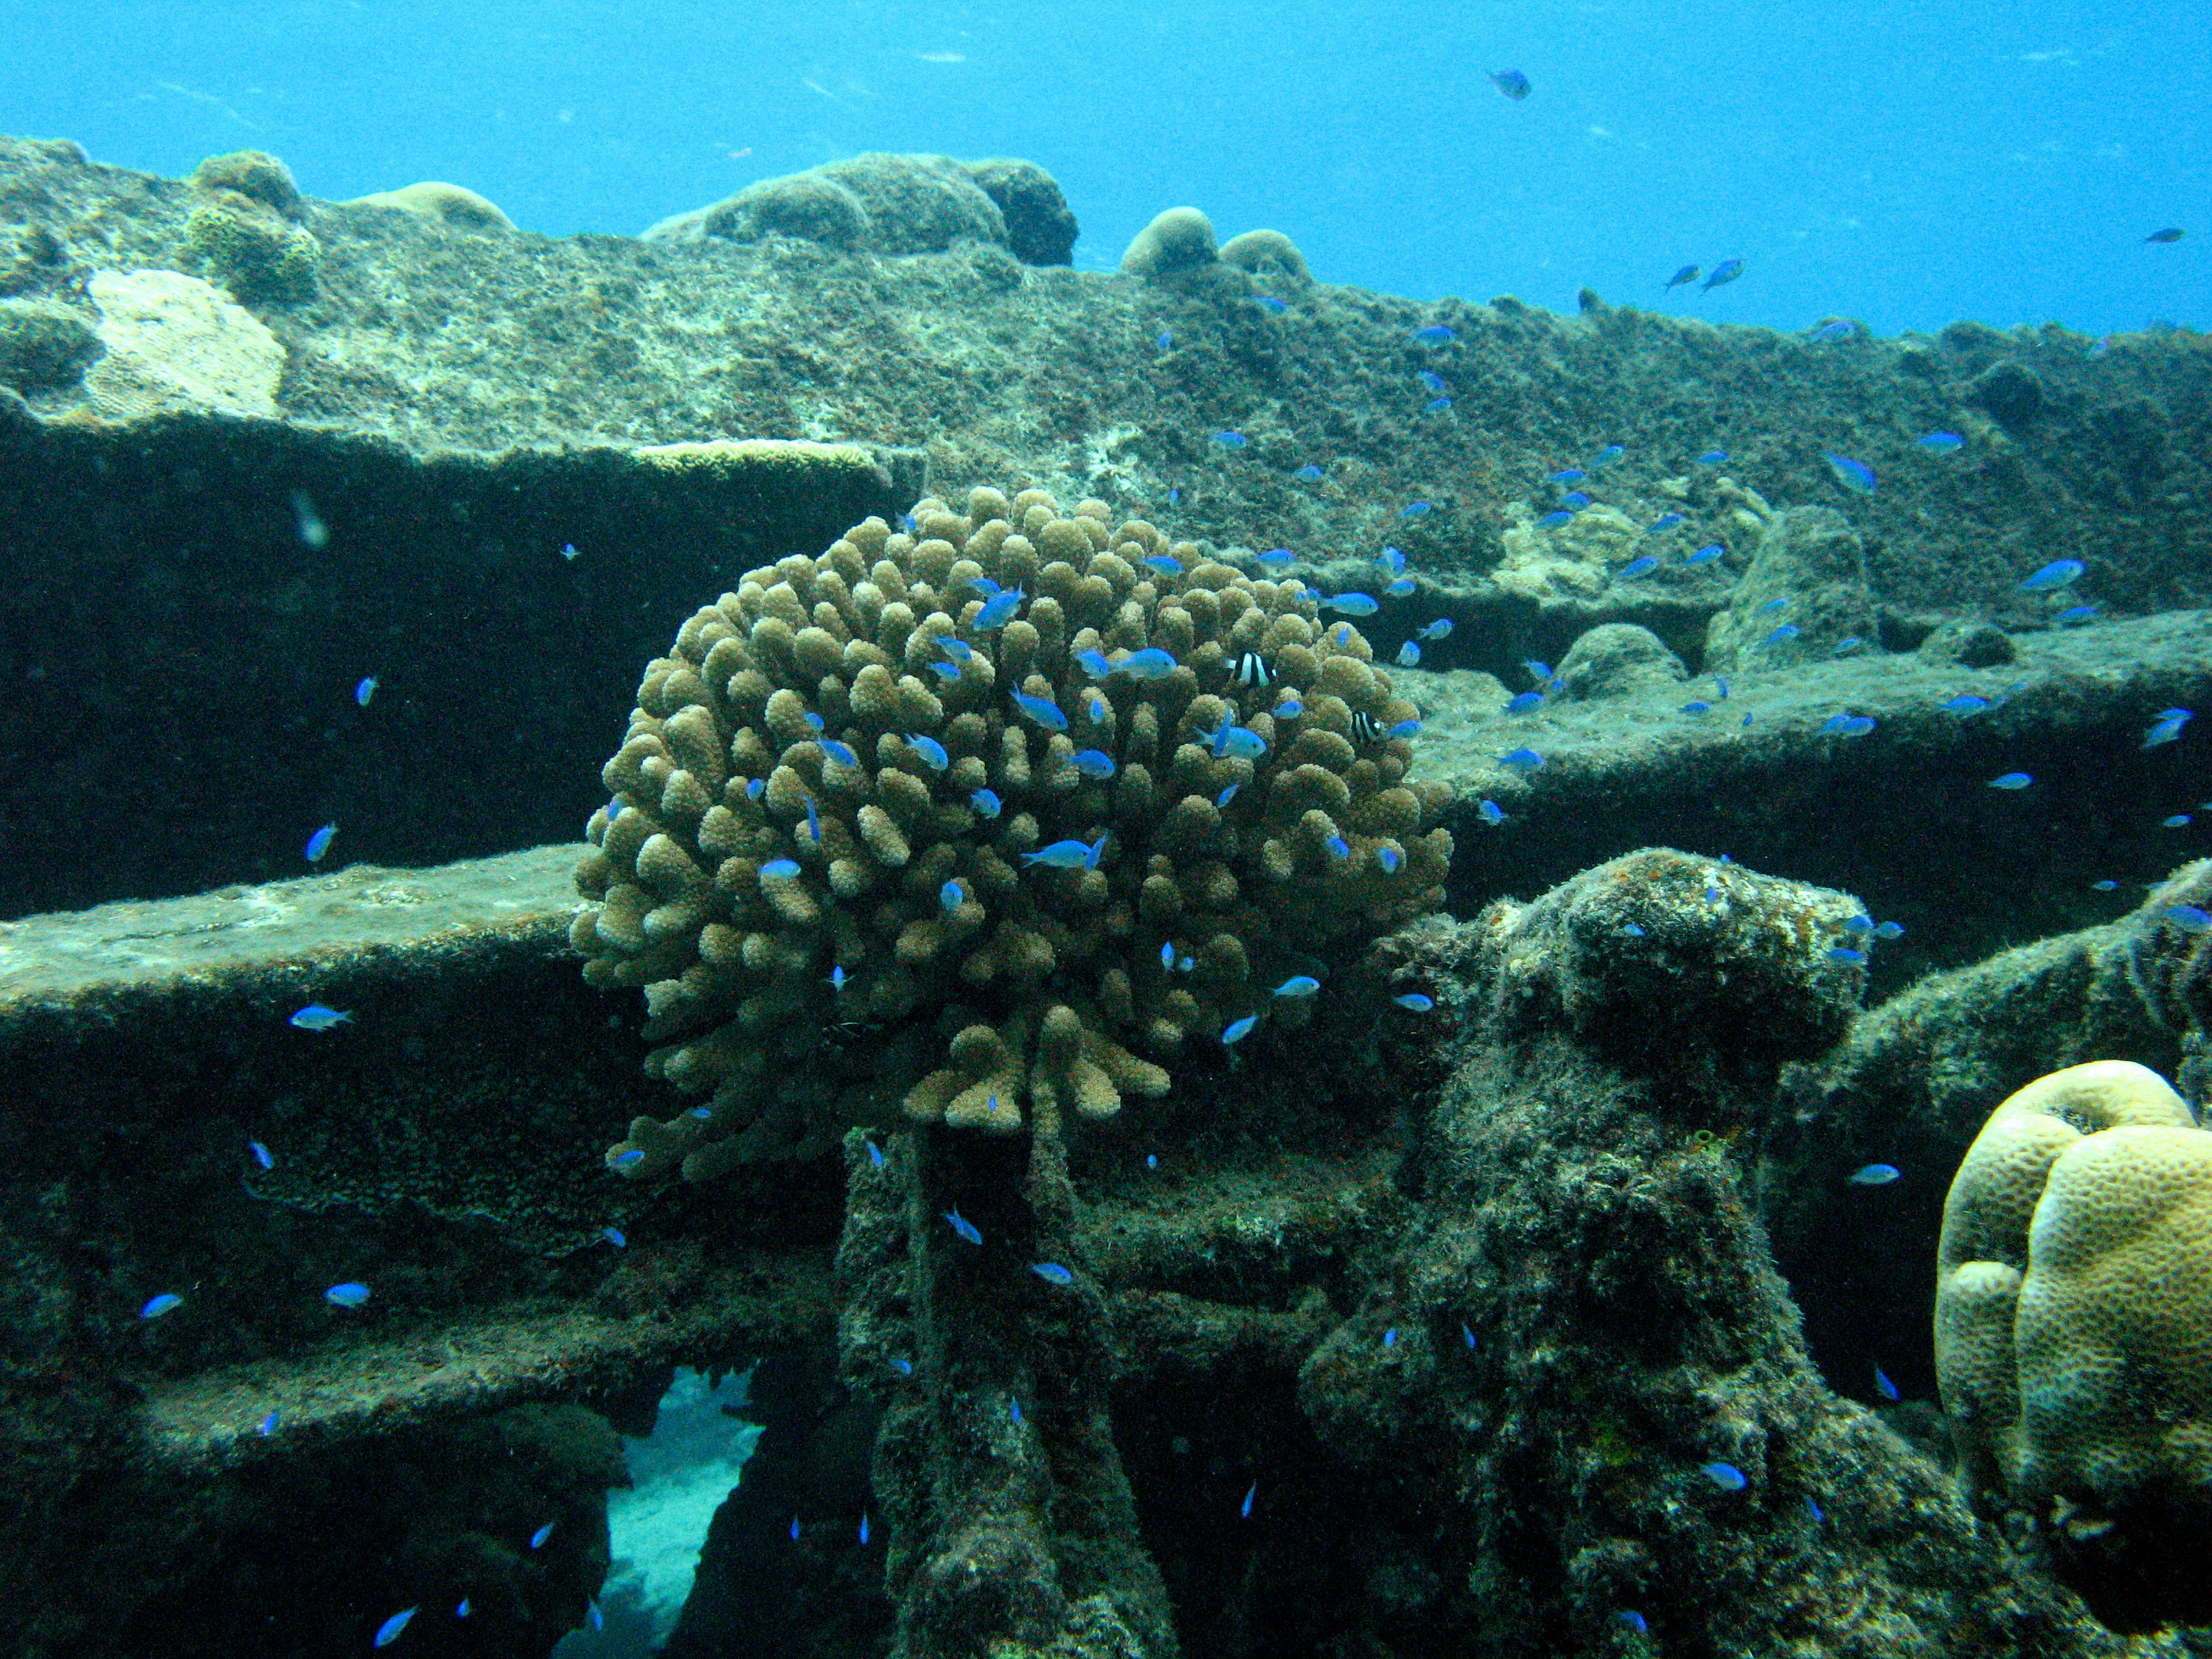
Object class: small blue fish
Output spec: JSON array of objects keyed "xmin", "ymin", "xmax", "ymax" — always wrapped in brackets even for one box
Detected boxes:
[
  {"xmin": 803, "ymin": 794, "xmax": 821, "ymax": 845},
  {"xmin": 1157, "ymin": 330, "xmax": 1172, "ymax": 350},
  {"xmin": 1592, "ymin": 443, "xmax": 1626, "ymax": 468},
  {"xmin": 2167, "ymin": 905, "xmax": 2212, "ymax": 934},
  {"xmin": 1324, "ymin": 592, "xmax": 1379, "ymax": 616},
  {"xmin": 1622, "ymin": 923, "xmax": 1646, "ymax": 937},
  {"xmin": 1703, "ymin": 259, "xmax": 1745, "ymax": 291},
  {"xmin": 1206, "ymin": 717, "xmax": 1269, "ymax": 760},
  {"xmin": 1829, "ymin": 947, "xmax": 1868, "ymax": 964},
  {"xmin": 1075, "ymin": 647, "xmax": 1113, "ymax": 678},
  {"xmin": 600, "ymin": 1226, "xmax": 627, "ymax": 1248},
  {"xmin": 689, "ymin": 1107, "xmax": 713, "ymax": 1120},
  {"xmin": 2055, "ymin": 604, "xmax": 2101, "ymax": 626},
  {"xmin": 1537, "ymin": 510, "xmax": 1575, "ymax": 528},
  {"xmin": 2144, "ymin": 717, "xmax": 2188, "ymax": 748},
  {"xmin": 1561, "ymin": 491, "xmax": 1592, "ymax": 509},
  {"xmin": 1715, "ymin": 676, "xmax": 1731, "ymax": 699},
  {"xmin": 1216, "ymin": 784, "xmax": 1239, "ymax": 807},
  {"xmin": 973, "ymin": 586, "xmax": 1026, "ymax": 629},
  {"xmin": 1169, "ymin": 487, "xmax": 1181, "ymax": 506},
  {"xmin": 1386, "ymin": 577, "xmax": 1416, "ymax": 599},
  {"xmin": 1426, "ymin": 397, "xmax": 1453, "ymax": 414},
  {"xmin": 354, "ymin": 675, "xmax": 378, "ymax": 707},
  {"xmin": 1032, "ymin": 1262, "xmax": 1074, "ymax": 1285},
  {"xmin": 249, "ymin": 1139, "xmax": 274, "ymax": 1169},
  {"xmin": 1832, "ymin": 637, "xmax": 1863, "ymax": 656},
  {"xmin": 530, "ymin": 1522, "xmax": 555, "ymax": 1553},
  {"xmin": 1686, "ymin": 543, "xmax": 1724, "ymax": 566},
  {"xmin": 1758, "ymin": 597, "xmax": 1791, "ymax": 615},
  {"xmin": 1825, "ymin": 454, "xmax": 1877, "ymax": 494},
  {"xmin": 1617, "ymin": 1611, "xmax": 1649, "ymax": 1635},
  {"xmin": 612, "ymin": 1149, "xmax": 645, "ymax": 1170},
  {"xmin": 790, "ymin": 1518, "xmax": 801, "ymax": 1541},
  {"xmin": 289, "ymin": 1004, "xmax": 352, "ymax": 1031},
  {"xmin": 1873, "ymin": 921, "xmax": 1905, "ymax": 941},
  {"xmin": 1875, "ymin": 1366, "xmax": 1900, "ymax": 1402},
  {"xmin": 1500, "ymin": 748, "xmax": 1544, "ymax": 771},
  {"xmin": 1618, "ymin": 555, "xmax": 1659, "ymax": 580},
  {"xmin": 1295, "ymin": 464, "xmax": 1325, "ymax": 481},
  {"xmin": 1012, "ymin": 689, "xmax": 1068, "ymax": 730},
  {"xmin": 1462, "ymin": 1323, "xmax": 1478, "ymax": 1350},
  {"xmin": 1763, "ymin": 623, "xmax": 1801, "ymax": 647},
  {"xmin": 1257, "ymin": 295, "xmax": 1288, "ymax": 313},
  {"xmin": 1506, "ymin": 691, "xmax": 1544, "ymax": 713},
  {"xmin": 1478, "ymin": 799, "xmax": 1505, "ymax": 826},
  {"xmin": 1324, "ymin": 834, "xmax": 1351, "ymax": 860},
  {"xmin": 1113, "ymin": 647, "xmax": 1180, "ymax": 679},
  {"xmin": 1942, "ymin": 695, "xmax": 1992, "ymax": 716},
  {"xmin": 1419, "ymin": 371, "xmax": 1448, "ymax": 395},
  {"xmin": 1242, "ymin": 1483, "xmax": 1256, "ymax": 1518},
  {"xmin": 1489, "ymin": 68, "xmax": 1531, "ymax": 99},
  {"xmin": 1664, "ymin": 265, "xmax": 1700, "ymax": 292},
  {"xmin": 304, "ymin": 822, "xmax": 337, "ymax": 863},
  {"xmin": 1397, "ymin": 641, "xmax": 1422, "ymax": 666},
  {"xmin": 1842, "ymin": 915, "xmax": 1873, "ymax": 934},
  {"xmin": 1413, "ymin": 324, "xmax": 1455, "ymax": 344},
  {"xmin": 1377, "ymin": 846, "xmax": 1402, "ymax": 874},
  {"xmin": 2093, "ymin": 880, "xmax": 2120, "ymax": 892},
  {"xmin": 1402, "ymin": 501, "xmax": 1433, "ymax": 519},
  {"xmin": 907, "ymin": 734, "xmax": 949, "ymax": 771},
  {"xmin": 890, "ymin": 1356, "xmax": 911, "ymax": 1374},
  {"xmin": 1820, "ymin": 714, "xmax": 1877, "ymax": 737},
  {"xmin": 1211, "ymin": 431, "xmax": 1249, "ymax": 450},
  {"xmin": 2163, "ymin": 814, "xmax": 2193, "ymax": 828},
  {"xmin": 1805, "ymin": 1495, "xmax": 1824, "ymax": 1522},
  {"xmin": 1394, "ymin": 993, "xmax": 1435, "ymax": 1011},
  {"xmin": 140, "ymin": 1293, "xmax": 184, "ymax": 1320},
  {"xmin": 1388, "ymin": 719, "xmax": 1422, "ymax": 739},
  {"xmin": 325, "ymin": 1281, "xmax": 371, "ymax": 1307},
  {"xmin": 1222, "ymin": 1015, "xmax": 1258, "ymax": 1045},
  {"xmin": 258, "ymin": 1410, "xmax": 279, "ymax": 1436},
  {"xmin": 1697, "ymin": 451, "xmax": 1730, "ymax": 464},
  {"xmin": 2020, "ymin": 558, "xmax": 2084, "ymax": 593},
  {"xmin": 1916, "ymin": 431, "xmax": 1964, "ymax": 451},
  {"xmin": 802, "ymin": 712, "xmax": 824, "ymax": 732},
  {"xmin": 2156, "ymin": 708, "xmax": 2193, "ymax": 721},
  {"xmin": 1989, "ymin": 772, "xmax": 2034, "ymax": 790},
  {"xmin": 820, "ymin": 738, "xmax": 859, "ymax": 768},
  {"xmin": 1523, "ymin": 660, "xmax": 1553, "ymax": 683},
  {"xmin": 1548, "ymin": 470, "xmax": 1587, "ymax": 488},
  {"xmin": 1022, "ymin": 835, "xmax": 1107, "ymax": 870},
  {"xmin": 1682, "ymin": 700, "xmax": 1711, "ymax": 716},
  {"xmin": 1383, "ymin": 1328, "xmax": 1397, "ymax": 1347},
  {"xmin": 762, "ymin": 858, "xmax": 801, "ymax": 877},
  {"xmin": 747, "ymin": 778, "xmax": 766, "ymax": 800},
  {"xmin": 1419, "ymin": 618, "xmax": 1453, "ymax": 640},
  {"xmin": 939, "ymin": 880, "xmax": 964, "ymax": 913},
  {"xmin": 1646, "ymin": 512, "xmax": 1684, "ymax": 534},
  {"xmin": 939, "ymin": 637, "xmax": 975, "ymax": 664},
  {"xmin": 1274, "ymin": 698, "xmax": 1305, "ymax": 719},
  {"xmin": 1272, "ymin": 974, "xmax": 1322, "ymax": 1001},
  {"xmin": 1700, "ymin": 1461, "xmax": 1749, "ymax": 1491},
  {"xmin": 1072, "ymin": 749, "xmax": 1116, "ymax": 779},
  {"xmin": 1257, "ymin": 548, "xmax": 1295, "ymax": 568},
  {"xmin": 942, "ymin": 1207, "xmax": 981, "ymax": 1245},
  {"xmin": 1848, "ymin": 1164, "xmax": 1901, "ymax": 1186},
  {"xmin": 1144, "ymin": 553, "xmax": 1184, "ymax": 574},
  {"xmin": 1009, "ymin": 1397, "xmax": 1023, "ymax": 1425},
  {"xmin": 1809, "ymin": 319, "xmax": 1857, "ymax": 341},
  {"xmin": 373, "ymin": 1609, "xmax": 417, "ymax": 1649}
]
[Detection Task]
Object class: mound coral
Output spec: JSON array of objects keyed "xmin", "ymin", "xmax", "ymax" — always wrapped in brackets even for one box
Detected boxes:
[
  {"xmin": 573, "ymin": 489, "xmax": 1452, "ymax": 1175},
  {"xmin": 1119, "ymin": 208, "xmax": 1217, "ymax": 280},
  {"xmin": 347, "ymin": 181, "xmax": 514, "ymax": 232},
  {"xmin": 1936, "ymin": 1059, "xmax": 2212, "ymax": 1630},
  {"xmin": 182, "ymin": 148, "xmax": 320, "ymax": 304}
]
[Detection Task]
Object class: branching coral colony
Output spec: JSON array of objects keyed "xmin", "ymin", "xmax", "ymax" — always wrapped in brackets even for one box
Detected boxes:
[{"xmin": 574, "ymin": 488, "xmax": 1453, "ymax": 1175}]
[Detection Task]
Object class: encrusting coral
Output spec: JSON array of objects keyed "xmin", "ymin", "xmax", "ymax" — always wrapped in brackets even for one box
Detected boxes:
[{"xmin": 573, "ymin": 487, "xmax": 1451, "ymax": 1175}]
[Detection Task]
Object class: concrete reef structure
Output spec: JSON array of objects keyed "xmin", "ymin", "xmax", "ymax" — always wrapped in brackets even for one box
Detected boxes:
[
  {"xmin": 573, "ymin": 487, "xmax": 1452, "ymax": 1170},
  {"xmin": 1938, "ymin": 1058, "xmax": 2212, "ymax": 1632}
]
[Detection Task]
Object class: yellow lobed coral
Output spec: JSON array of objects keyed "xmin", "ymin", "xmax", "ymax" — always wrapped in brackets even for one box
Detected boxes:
[
  {"xmin": 1935, "ymin": 1061, "xmax": 2210, "ymax": 1505},
  {"xmin": 573, "ymin": 487, "xmax": 1453, "ymax": 1175}
]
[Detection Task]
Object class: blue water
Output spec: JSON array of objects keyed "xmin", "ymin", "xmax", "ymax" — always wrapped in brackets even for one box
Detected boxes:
[{"xmin": 3, "ymin": 0, "xmax": 2205, "ymax": 336}]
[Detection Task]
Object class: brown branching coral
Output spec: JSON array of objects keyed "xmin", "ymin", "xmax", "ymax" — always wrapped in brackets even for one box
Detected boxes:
[{"xmin": 573, "ymin": 488, "xmax": 1453, "ymax": 1174}]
